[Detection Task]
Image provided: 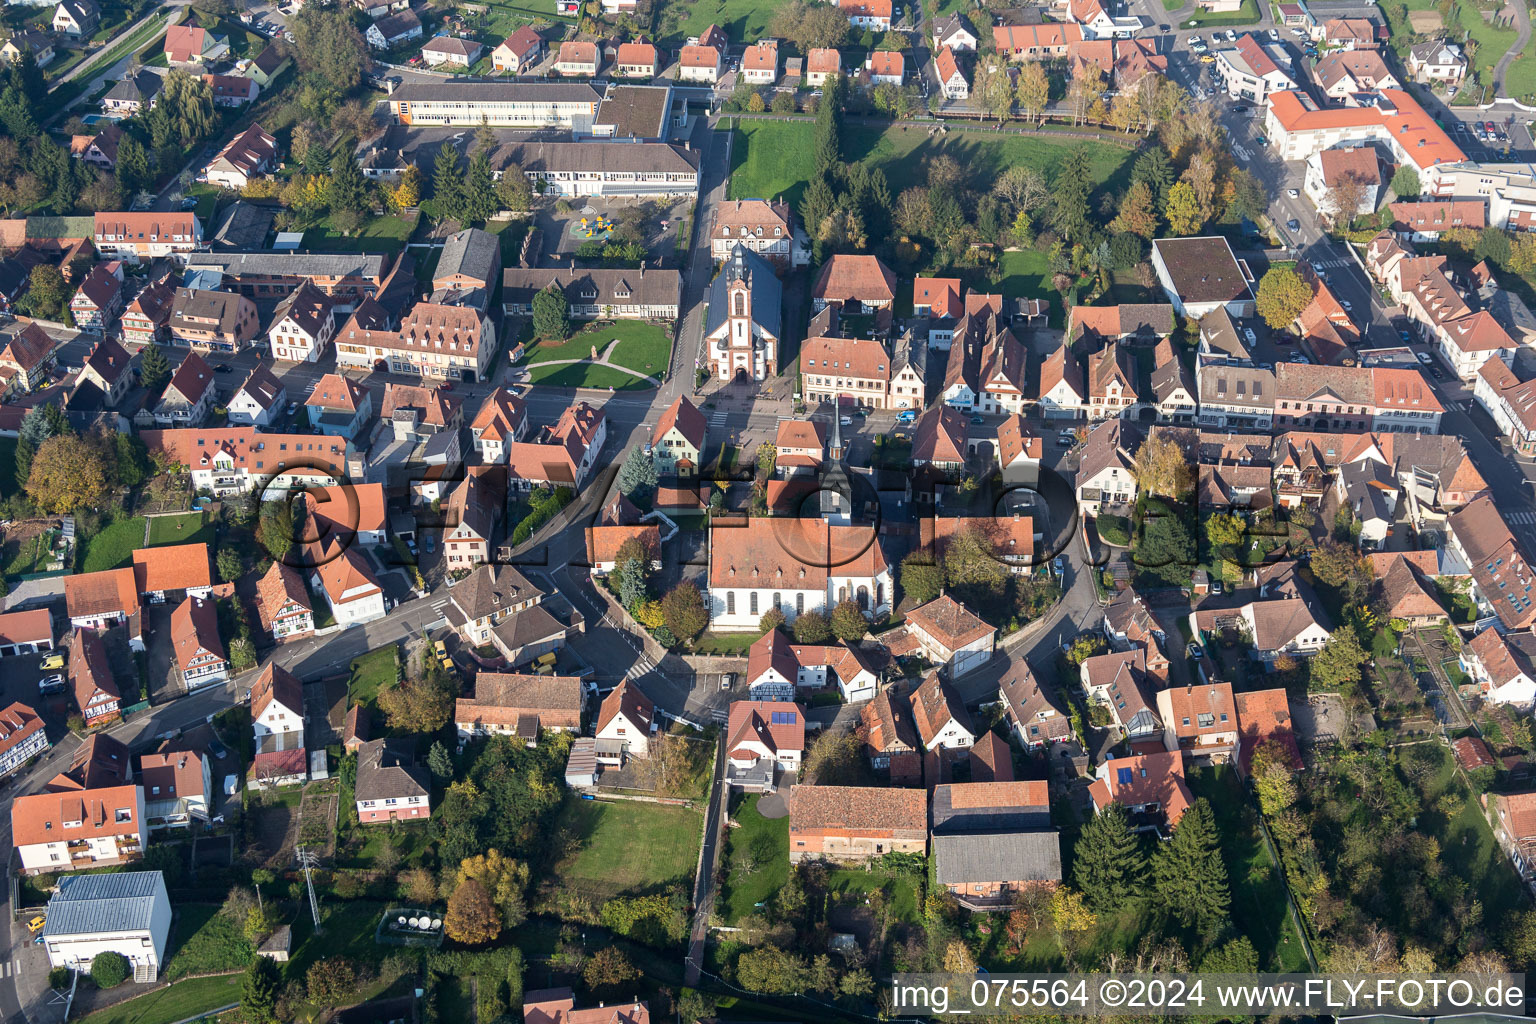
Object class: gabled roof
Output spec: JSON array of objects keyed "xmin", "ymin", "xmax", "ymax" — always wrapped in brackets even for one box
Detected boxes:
[
  {"xmin": 811, "ymin": 254, "xmax": 897, "ymax": 305},
  {"xmin": 251, "ymin": 660, "xmax": 303, "ymax": 720},
  {"xmin": 905, "ymin": 594, "xmax": 995, "ymax": 652},
  {"xmin": 170, "ymin": 595, "xmax": 223, "ymax": 672},
  {"xmin": 653, "ymin": 394, "xmax": 705, "ymax": 450},
  {"xmin": 909, "ymin": 670, "xmax": 971, "ymax": 746},
  {"xmin": 165, "ymin": 351, "xmax": 215, "ymax": 405},
  {"xmin": 355, "ymin": 737, "xmax": 429, "ymax": 802},
  {"xmin": 0, "ymin": 323, "xmax": 54, "ymax": 373},
  {"xmin": 48, "ymin": 733, "xmax": 130, "ymax": 791},
  {"xmin": 132, "ymin": 543, "xmax": 211, "ymax": 595},
  {"xmin": 1087, "ymin": 750, "xmax": 1191, "ymax": 826},
  {"xmin": 140, "ymin": 745, "xmax": 208, "ymax": 803},
  {"xmin": 306, "ymin": 372, "xmax": 369, "ymax": 413},
  {"xmin": 596, "ymin": 679, "xmax": 654, "ymax": 735},
  {"xmin": 1233, "ymin": 687, "xmax": 1301, "ymax": 774},
  {"xmin": 65, "ymin": 567, "xmax": 138, "ymax": 621},
  {"xmin": 911, "ymin": 404, "xmax": 968, "ymax": 465},
  {"xmin": 233, "ymin": 364, "xmax": 286, "ymax": 414},
  {"xmin": 788, "ymin": 784, "xmax": 926, "ymax": 836},
  {"xmin": 42, "ymin": 872, "xmax": 167, "ymax": 940},
  {"xmin": 469, "ymin": 388, "xmax": 526, "ymax": 443},
  {"xmin": 932, "ymin": 780, "xmax": 1049, "ymax": 833},
  {"xmin": 68, "ymin": 627, "xmax": 118, "ymax": 714},
  {"xmin": 725, "ymin": 699, "xmax": 805, "ymax": 761},
  {"xmin": 254, "ymin": 560, "xmax": 311, "ymax": 633},
  {"xmin": 996, "ymin": 658, "xmax": 1072, "ymax": 743}
]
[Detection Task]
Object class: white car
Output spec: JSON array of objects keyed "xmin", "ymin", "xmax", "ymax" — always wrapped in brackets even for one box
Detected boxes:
[
  {"xmin": 1287, "ymin": 188, "xmax": 1299, "ymax": 198},
  {"xmin": 1243, "ymin": 327, "xmax": 1257, "ymax": 345},
  {"xmin": 1417, "ymin": 352, "xmax": 1433, "ymax": 365},
  {"xmin": 1225, "ymin": 29, "xmax": 1237, "ymax": 40}
]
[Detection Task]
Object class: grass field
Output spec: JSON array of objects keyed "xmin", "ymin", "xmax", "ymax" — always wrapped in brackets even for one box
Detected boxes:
[
  {"xmin": 522, "ymin": 319, "xmax": 673, "ymax": 388},
  {"xmin": 163, "ymin": 904, "xmax": 253, "ymax": 981},
  {"xmin": 347, "ymin": 646, "xmax": 399, "ymax": 708},
  {"xmin": 727, "ymin": 120, "xmax": 1135, "ymax": 212},
  {"xmin": 302, "ymin": 214, "xmax": 416, "ymax": 253},
  {"xmin": 146, "ymin": 511, "xmax": 211, "ymax": 546},
  {"xmin": 825, "ymin": 867, "xmax": 922, "ymax": 924},
  {"xmin": 78, "ymin": 516, "xmax": 147, "ymax": 573},
  {"xmin": 722, "ymin": 794, "xmax": 788, "ymax": 922},
  {"xmin": 551, "ymin": 799, "xmax": 702, "ymax": 896},
  {"xmin": 1189, "ymin": 767, "xmax": 1312, "ymax": 972},
  {"xmin": 656, "ymin": 0, "xmax": 776, "ymax": 46},
  {"xmin": 997, "ymin": 249, "xmax": 1063, "ymax": 325},
  {"xmin": 1184, "ymin": 0, "xmax": 1260, "ymax": 25},
  {"xmin": 76, "ymin": 974, "xmax": 242, "ymax": 1024}
]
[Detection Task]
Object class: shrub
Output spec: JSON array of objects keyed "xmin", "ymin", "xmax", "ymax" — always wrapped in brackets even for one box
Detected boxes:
[
  {"xmin": 48, "ymin": 967, "xmax": 70, "ymax": 990},
  {"xmin": 90, "ymin": 952, "xmax": 129, "ymax": 988}
]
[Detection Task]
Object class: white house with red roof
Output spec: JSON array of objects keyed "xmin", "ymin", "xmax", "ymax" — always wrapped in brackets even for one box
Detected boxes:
[
  {"xmin": 651, "ymin": 394, "xmax": 706, "ymax": 477},
  {"xmin": 151, "ymin": 352, "xmax": 215, "ymax": 427},
  {"xmin": 0, "ymin": 609, "xmax": 53, "ymax": 657},
  {"xmin": 251, "ymin": 661, "xmax": 304, "ymax": 754},
  {"xmin": 934, "ymin": 47, "xmax": 968, "ymax": 98},
  {"xmin": 310, "ymin": 538, "xmax": 387, "ymax": 627},
  {"xmin": 865, "ymin": 50, "xmax": 904, "ymax": 86},
  {"xmin": 1461, "ymin": 627, "xmax": 1536, "ymax": 708},
  {"xmin": 708, "ymin": 518, "xmax": 893, "ymax": 630},
  {"xmin": 594, "ymin": 679, "xmax": 655, "ymax": 761},
  {"xmin": 902, "ymin": 595, "xmax": 996, "ymax": 676},
  {"xmin": 1066, "ymin": 0, "xmax": 1141, "ymax": 37},
  {"xmin": 469, "ymin": 389, "xmax": 529, "ymax": 462},
  {"xmin": 745, "ymin": 628, "xmax": 880, "ymax": 703},
  {"xmin": 839, "ymin": 0, "xmax": 890, "ymax": 30},
  {"xmin": 171, "ymin": 596, "xmax": 227, "ymax": 689},
  {"xmin": 1088, "ymin": 750, "xmax": 1192, "ymax": 834},
  {"xmin": 725, "ymin": 699, "xmax": 805, "ymax": 791}
]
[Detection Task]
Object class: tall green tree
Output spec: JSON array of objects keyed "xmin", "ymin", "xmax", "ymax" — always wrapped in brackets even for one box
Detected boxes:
[
  {"xmin": 433, "ymin": 143, "xmax": 466, "ymax": 220},
  {"xmin": 616, "ymin": 446, "xmax": 657, "ymax": 506},
  {"xmin": 1151, "ymin": 798, "xmax": 1230, "ymax": 931},
  {"xmin": 328, "ymin": 144, "xmax": 369, "ymax": 216},
  {"xmin": 0, "ymin": 84, "xmax": 36, "ymax": 138},
  {"xmin": 1073, "ymin": 802, "xmax": 1146, "ymax": 910},
  {"xmin": 813, "ymin": 75, "xmax": 842, "ymax": 176},
  {"xmin": 1131, "ymin": 145, "xmax": 1174, "ymax": 211},
  {"xmin": 900, "ymin": 554, "xmax": 942, "ymax": 605},
  {"xmin": 1048, "ymin": 150, "xmax": 1093, "ymax": 242},
  {"xmin": 829, "ymin": 600, "xmax": 867, "ymax": 643},
  {"xmin": 138, "ymin": 343, "xmax": 172, "ymax": 394},
  {"xmin": 1255, "ymin": 265, "xmax": 1312, "ymax": 330},
  {"xmin": 461, "ymin": 148, "xmax": 497, "ymax": 225},
  {"xmin": 531, "ymin": 286, "xmax": 568, "ymax": 340},
  {"xmin": 289, "ymin": 2, "xmax": 368, "ymax": 92},
  {"xmin": 242, "ymin": 956, "xmax": 282, "ymax": 1024}
]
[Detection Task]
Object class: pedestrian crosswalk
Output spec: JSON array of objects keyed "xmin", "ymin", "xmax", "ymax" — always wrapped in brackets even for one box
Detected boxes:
[
  {"xmin": 708, "ymin": 410, "xmax": 728, "ymax": 428},
  {"xmin": 1506, "ymin": 511, "xmax": 1536, "ymax": 525},
  {"xmin": 1311, "ymin": 257, "xmax": 1350, "ymax": 270}
]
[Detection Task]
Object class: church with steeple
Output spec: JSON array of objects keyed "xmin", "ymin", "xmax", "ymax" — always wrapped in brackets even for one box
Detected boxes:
[{"xmin": 704, "ymin": 243, "xmax": 781, "ymax": 381}]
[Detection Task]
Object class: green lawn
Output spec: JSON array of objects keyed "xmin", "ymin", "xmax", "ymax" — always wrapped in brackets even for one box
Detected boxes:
[
  {"xmin": 1440, "ymin": 788, "xmax": 1527, "ymax": 914},
  {"xmin": 551, "ymin": 799, "xmax": 702, "ymax": 895},
  {"xmin": 4, "ymin": 528, "xmax": 58, "ymax": 578},
  {"xmin": 78, "ymin": 516, "xmax": 147, "ymax": 573},
  {"xmin": 693, "ymin": 631, "xmax": 760, "ymax": 656},
  {"xmin": 76, "ymin": 974, "xmax": 242, "ymax": 1024},
  {"xmin": 998, "ymin": 249, "xmax": 1063, "ymax": 326},
  {"xmin": 1188, "ymin": 767, "xmax": 1312, "ymax": 972},
  {"xmin": 286, "ymin": 901, "xmax": 392, "ymax": 977},
  {"xmin": 521, "ymin": 319, "xmax": 672, "ymax": 389},
  {"xmin": 825, "ymin": 868, "xmax": 922, "ymax": 925},
  {"xmin": 728, "ymin": 119, "xmax": 1135, "ymax": 214},
  {"xmin": 722, "ymin": 794, "xmax": 789, "ymax": 923},
  {"xmin": 301, "ymin": 214, "xmax": 416, "ymax": 254},
  {"xmin": 163, "ymin": 904, "xmax": 254, "ymax": 981},
  {"xmin": 1184, "ymin": 0, "xmax": 1261, "ymax": 25},
  {"xmin": 656, "ymin": 0, "xmax": 777, "ymax": 46},
  {"xmin": 146, "ymin": 511, "xmax": 212, "ymax": 546},
  {"xmin": 347, "ymin": 645, "xmax": 399, "ymax": 708}
]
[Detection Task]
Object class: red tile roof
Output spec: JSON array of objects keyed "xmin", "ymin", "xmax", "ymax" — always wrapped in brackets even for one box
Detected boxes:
[
  {"xmin": 132, "ymin": 543, "xmax": 211, "ymax": 594},
  {"xmin": 811, "ymin": 254, "xmax": 897, "ymax": 305}
]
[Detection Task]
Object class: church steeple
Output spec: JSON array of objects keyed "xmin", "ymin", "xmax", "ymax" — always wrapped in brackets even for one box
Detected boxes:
[
  {"xmin": 829, "ymin": 407, "xmax": 844, "ymax": 462},
  {"xmin": 820, "ymin": 408, "xmax": 850, "ymax": 523}
]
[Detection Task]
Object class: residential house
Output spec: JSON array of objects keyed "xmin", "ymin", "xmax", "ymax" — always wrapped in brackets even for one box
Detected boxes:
[
  {"xmin": 68, "ymin": 628, "xmax": 121, "ymax": 727},
  {"xmin": 121, "ymin": 279, "xmax": 176, "ymax": 345},
  {"xmin": 311, "ymin": 538, "xmax": 387, "ymax": 627},
  {"xmin": 1156, "ymin": 682, "xmax": 1238, "ymax": 763},
  {"xmin": 1304, "ymin": 146, "xmax": 1381, "ymax": 223},
  {"xmin": 725, "ymin": 699, "xmax": 806, "ymax": 791},
  {"xmin": 1486, "ymin": 790, "xmax": 1536, "ymax": 883},
  {"xmin": 865, "ymin": 50, "xmax": 903, "ymax": 86},
  {"xmin": 140, "ymin": 746, "xmax": 211, "ymax": 828},
  {"xmin": 168, "ymin": 288, "xmax": 259, "ymax": 352},
  {"xmin": 909, "ymin": 671, "xmax": 975, "ymax": 753},
  {"xmin": 1450, "ymin": 496, "xmax": 1536, "ymax": 631},
  {"xmin": 246, "ymin": 44, "xmax": 291, "ymax": 87},
  {"xmin": 1075, "ymin": 418, "xmax": 1139, "ymax": 515},
  {"xmin": 1462, "ymin": 626, "xmax": 1536, "ymax": 708},
  {"xmin": 902, "ymin": 595, "xmax": 996, "ymax": 677},
  {"xmin": 997, "ymin": 658, "xmax": 1073, "ymax": 749},
  {"xmin": 455, "ymin": 673, "xmax": 583, "ymax": 742},
  {"xmin": 651, "ymin": 394, "xmax": 705, "ymax": 477},
  {"xmin": 934, "ymin": 46, "xmax": 969, "ymax": 99},
  {"xmin": 911, "ymin": 403, "xmax": 968, "ymax": 473},
  {"xmin": 355, "ymin": 738, "xmax": 430, "ymax": 823},
  {"xmin": 745, "ymin": 628, "xmax": 880, "ymax": 703},
  {"xmin": 0, "ymin": 323, "xmax": 57, "ymax": 393},
  {"xmin": 251, "ymin": 661, "xmax": 304, "ymax": 755},
  {"xmin": 787, "ymin": 784, "xmax": 926, "ymax": 863},
  {"xmin": 1313, "ymin": 47, "xmax": 1399, "ymax": 96},
  {"xmin": 706, "ymin": 244, "xmax": 781, "ymax": 382},
  {"xmin": 1038, "ymin": 345, "xmax": 1086, "ymax": 419},
  {"xmin": 267, "ymin": 281, "xmax": 336, "ymax": 364},
  {"xmin": 1314, "ymin": 17, "xmax": 1379, "ymax": 47},
  {"xmin": 1232, "ymin": 687, "xmax": 1301, "ymax": 776},
  {"xmin": 594, "ymin": 680, "xmax": 654, "ymax": 762},
  {"xmin": 1081, "ymin": 648, "xmax": 1160, "ymax": 741},
  {"xmin": 165, "ymin": 24, "xmax": 227, "ymax": 64},
  {"xmin": 930, "ymin": 780, "xmax": 1060, "ymax": 910},
  {"xmin": 610, "ymin": 41, "xmax": 657, "ymax": 78},
  {"xmin": 860, "ymin": 685, "xmax": 922, "ymax": 781},
  {"xmin": 70, "ymin": 124, "xmax": 122, "ymax": 170},
  {"xmin": 381, "ymin": 382, "xmax": 462, "ymax": 443},
  {"xmin": 423, "ymin": 36, "xmax": 483, "ymax": 68},
  {"xmin": 1407, "ymin": 39, "xmax": 1466, "ymax": 84},
  {"xmin": 838, "ymin": 0, "xmax": 891, "ymax": 30},
  {"xmin": 201, "ymin": 73, "xmax": 258, "ymax": 106},
  {"xmin": 1088, "ymin": 750, "xmax": 1192, "ymax": 833},
  {"xmin": 250, "ymin": 748, "xmax": 307, "ymax": 789},
  {"xmin": 13, "ymin": 783, "xmax": 146, "ymax": 871},
  {"xmin": 1389, "ymin": 199, "xmax": 1485, "ymax": 242},
  {"xmin": 469, "ymin": 389, "xmax": 528, "ymax": 462},
  {"xmin": 994, "ymin": 23, "xmax": 1083, "ymax": 60},
  {"xmin": 442, "ymin": 469, "xmax": 501, "ymax": 566},
  {"xmin": 678, "ymin": 43, "xmax": 723, "ymax": 83},
  {"xmin": 102, "ymin": 69, "xmax": 162, "ymax": 114},
  {"xmin": 1264, "ymin": 89, "xmax": 1463, "ymax": 179},
  {"xmin": 811, "ymin": 254, "xmax": 897, "ymax": 312},
  {"xmin": 502, "ymin": 400, "xmax": 607, "ymax": 491},
  {"xmin": 139, "ymin": 427, "xmax": 351, "ymax": 497},
  {"xmin": 741, "ymin": 39, "xmax": 778, "ymax": 83},
  {"xmin": 64, "ymin": 569, "xmax": 140, "ymax": 648},
  {"xmin": 523, "ymin": 991, "xmax": 650, "ymax": 1024},
  {"xmin": 1369, "ymin": 551, "xmax": 1448, "ymax": 624},
  {"xmin": 805, "ymin": 47, "xmax": 841, "ymax": 85},
  {"xmin": 305, "ymin": 372, "xmax": 372, "ymax": 439},
  {"xmin": 52, "ymin": 0, "xmax": 99, "ymax": 37},
  {"xmin": 0, "ymin": 702, "xmax": 49, "ymax": 778},
  {"xmin": 996, "ymin": 414, "xmax": 1043, "ymax": 486},
  {"xmin": 38, "ymin": 873, "xmax": 169, "ymax": 972},
  {"xmin": 170, "ymin": 596, "xmax": 226, "ymax": 689},
  {"xmin": 301, "ymin": 483, "xmax": 386, "ymax": 549},
  {"xmin": 492, "ymin": 27, "xmax": 543, "ymax": 73},
  {"xmin": 254, "ymin": 561, "xmax": 313, "ymax": 643},
  {"xmin": 78, "ymin": 337, "xmax": 132, "ymax": 407},
  {"xmin": 335, "ymin": 302, "xmax": 497, "ymax": 383},
  {"xmin": 933, "ymin": 12, "xmax": 979, "ymax": 50},
  {"xmin": 1, "ymin": 32, "xmax": 54, "ymax": 67},
  {"xmin": 366, "ymin": 9, "xmax": 421, "ymax": 49},
  {"xmin": 203, "ymin": 124, "xmax": 278, "ymax": 190},
  {"xmin": 1213, "ymin": 34, "xmax": 1296, "ymax": 102}
]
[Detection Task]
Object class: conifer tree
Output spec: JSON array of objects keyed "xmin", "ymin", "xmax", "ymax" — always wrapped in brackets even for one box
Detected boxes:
[
  {"xmin": 1151, "ymin": 797, "xmax": 1230, "ymax": 930},
  {"xmin": 1073, "ymin": 801, "xmax": 1146, "ymax": 910}
]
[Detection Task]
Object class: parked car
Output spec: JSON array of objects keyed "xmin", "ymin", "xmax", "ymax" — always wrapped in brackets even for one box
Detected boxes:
[
  {"xmin": 38, "ymin": 651, "xmax": 64, "ymax": 671},
  {"xmin": 208, "ymin": 737, "xmax": 229, "ymax": 760},
  {"xmin": 38, "ymin": 675, "xmax": 65, "ymax": 693},
  {"xmin": 425, "ymin": 533, "xmax": 436, "ymax": 554},
  {"xmin": 1417, "ymin": 352, "xmax": 1433, "ymax": 365},
  {"xmin": 1287, "ymin": 188, "xmax": 1299, "ymax": 198},
  {"xmin": 970, "ymin": 414, "xmax": 985, "ymax": 425},
  {"xmin": 1186, "ymin": 643, "xmax": 1202, "ymax": 660},
  {"xmin": 1340, "ymin": 300, "xmax": 1352, "ymax": 311},
  {"xmin": 896, "ymin": 409, "xmax": 917, "ymax": 423},
  {"xmin": 1052, "ymin": 556, "xmax": 1065, "ymax": 576}
]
